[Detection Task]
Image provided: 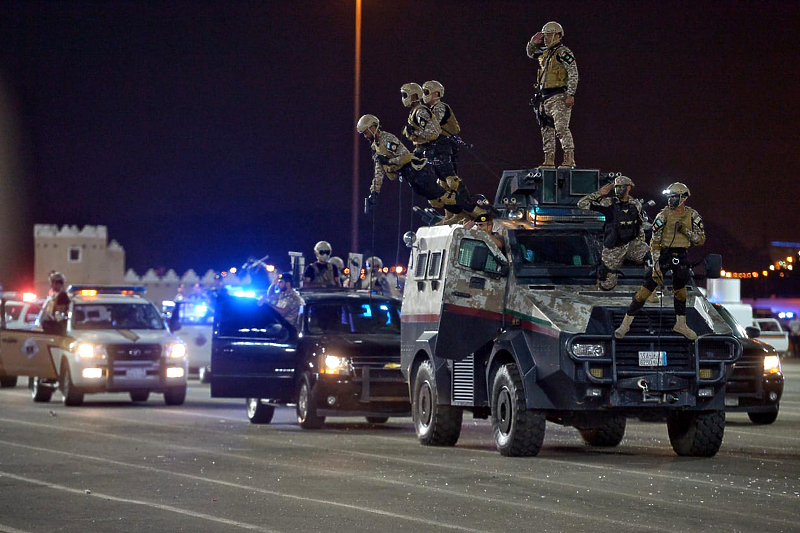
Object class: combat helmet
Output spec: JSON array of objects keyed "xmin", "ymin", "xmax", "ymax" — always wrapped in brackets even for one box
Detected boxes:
[
  {"xmin": 357, "ymin": 114, "xmax": 380, "ymax": 133},
  {"xmin": 614, "ymin": 175, "xmax": 634, "ymax": 187},
  {"xmin": 665, "ymin": 182, "xmax": 690, "ymax": 198},
  {"xmin": 541, "ymin": 21, "xmax": 564, "ymax": 35},
  {"xmin": 329, "ymin": 256, "xmax": 345, "ymax": 272},
  {"xmin": 422, "ymin": 80, "xmax": 444, "ymax": 104},
  {"xmin": 314, "ymin": 241, "xmax": 332, "ymax": 262},
  {"xmin": 366, "ymin": 256, "xmax": 383, "ymax": 272},
  {"xmin": 401, "ymin": 83, "xmax": 423, "ymax": 108}
]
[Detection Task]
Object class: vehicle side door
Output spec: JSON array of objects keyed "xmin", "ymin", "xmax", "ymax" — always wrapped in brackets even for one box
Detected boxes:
[
  {"xmin": 437, "ymin": 233, "xmax": 508, "ymax": 360},
  {"xmin": 0, "ymin": 327, "xmax": 69, "ymax": 380},
  {"xmin": 210, "ymin": 293, "xmax": 298, "ymax": 401}
]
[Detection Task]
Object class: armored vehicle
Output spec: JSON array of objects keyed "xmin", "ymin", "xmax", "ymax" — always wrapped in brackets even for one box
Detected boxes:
[{"xmin": 400, "ymin": 168, "xmax": 741, "ymax": 457}]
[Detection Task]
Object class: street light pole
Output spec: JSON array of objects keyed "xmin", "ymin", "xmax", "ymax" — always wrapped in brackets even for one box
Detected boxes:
[{"xmin": 351, "ymin": 0, "xmax": 362, "ymax": 253}]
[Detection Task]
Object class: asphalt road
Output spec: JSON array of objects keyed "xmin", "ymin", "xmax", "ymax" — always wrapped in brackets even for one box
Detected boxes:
[{"xmin": 1, "ymin": 363, "xmax": 799, "ymax": 533}]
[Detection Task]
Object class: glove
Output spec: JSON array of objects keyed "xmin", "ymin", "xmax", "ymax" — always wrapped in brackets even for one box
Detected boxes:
[{"xmin": 374, "ymin": 154, "xmax": 390, "ymax": 165}]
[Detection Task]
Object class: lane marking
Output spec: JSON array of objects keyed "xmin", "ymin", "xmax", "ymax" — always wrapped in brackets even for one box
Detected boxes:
[
  {"xmin": 0, "ymin": 471, "xmax": 280, "ymax": 533},
  {"xmin": 0, "ymin": 524, "xmax": 31, "ymax": 533},
  {"xmin": 0, "ymin": 442, "xmax": 490, "ymax": 533}
]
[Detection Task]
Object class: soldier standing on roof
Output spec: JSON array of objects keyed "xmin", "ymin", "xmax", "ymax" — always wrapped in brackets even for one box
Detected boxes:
[
  {"xmin": 304, "ymin": 241, "xmax": 340, "ymax": 288},
  {"xmin": 527, "ymin": 21, "xmax": 578, "ymax": 169},
  {"xmin": 615, "ymin": 182, "xmax": 706, "ymax": 340},
  {"xmin": 578, "ymin": 176, "xmax": 649, "ymax": 290}
]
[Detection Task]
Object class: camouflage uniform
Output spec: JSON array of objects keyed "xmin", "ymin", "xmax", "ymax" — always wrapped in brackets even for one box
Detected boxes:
[
  {"xmin": 403, "ymin": 105, "xmax": 441, "ymax": 148},
  {"xmin": 266, "ymin": 287, "xmax": 305, "ymax": 327},
  {"xmin": 578, "ymin": 191, "xmax": 648, "ymax": 290},
  {"xmin": 526, "ymin": 40, "xmax": 578, "ymax": 158}
]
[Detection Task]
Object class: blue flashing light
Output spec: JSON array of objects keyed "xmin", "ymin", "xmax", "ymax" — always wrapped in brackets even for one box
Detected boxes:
[
  {"xmin": 194, "ymin": 304, "xmax": 209, "ymax": 316},
  {"xmin": 770, "ymin": 241, "xmax": 800, "ymax": 248},
  {"xmin": 233, "ymin": 290, "xmax": 256, "ymax": 298},
  {"xmin": 379, "ymin": 305, "xmax": 388, "ymax": 311},
  {"xmin": 361, "ymin": 304, "xmax": 373, "ymax": 317}
]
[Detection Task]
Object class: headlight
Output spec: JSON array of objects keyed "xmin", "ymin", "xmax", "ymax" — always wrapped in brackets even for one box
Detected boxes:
[
  {"xmin": 168, "ymin": 343, "xmax": 187, "ymax": 359},
  {"xmin": 508, "ymin": 209, "xmax": 524, "ymax": 220},
  {"xmin": 764, "ymin": 355, "xmax": 781, "ymax": 375},
  {"xmin": 77, "ymin": 343, "xmax": 97, "ymax": 358},
  {"xmin": 573, "ymin": 344, "xmax": 605, "ymax": 357},
  {"xmin": 323, "ymin": 354, "xmax": 350, "ymax": 375}
]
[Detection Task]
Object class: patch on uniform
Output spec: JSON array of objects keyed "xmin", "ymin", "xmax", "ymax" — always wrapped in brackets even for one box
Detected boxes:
[
  {"xmin": 652, "ymin": 218, "xmax": 665, "ymax": 231},
  {"xmin": 695, "ymin": 219, "xmax": 704, "ymax": 231},
  {"xmin": 386, "ymin": 141, "xmax": 398, "ymax": 152},
  {"xmin": 417, "ymin": 118, "xmax": 427, "ymax": 128},
  {"xmin": 558, "ymin": 51, "xmax": 575, "ymax": 64}
]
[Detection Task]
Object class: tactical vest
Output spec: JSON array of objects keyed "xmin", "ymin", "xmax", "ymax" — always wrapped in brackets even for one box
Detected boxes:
[
  {"xmin": 372, "ymin": 133, "xmax": 412, "ymax": 174},
  {"xmin": 604, "ymin": 200, "xmax": 641, "ymax": 248},
  {"xmin": 308, "ymin": 262, "xmax": 337, "ymax": 287},
  {"xmin": 436, "ymin": 102, "xmax": 461, "ymax": 137},
  {"xmin": 407, "ymin": 105, "xmax": 438, "ymax": 145},
  {"xmin": 656, "ymin": 207, "xmax": 695, "ymax": 249},
  {"xmin": 537, "ymin": 44, "xmax": 568, "ymax": 90}
]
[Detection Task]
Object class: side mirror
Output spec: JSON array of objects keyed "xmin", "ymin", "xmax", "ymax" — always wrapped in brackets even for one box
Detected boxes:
[
  {"xmin": 168, "ymin": 308, "xmax": 182, "ymax": 332},
  {"xmin": 745, "ymin": 326, "xmax": 761, "ymax": 339},
  {"xmin": 403, "ymin": 231, "xmax": 417, "ymax": 249},
  {"xmin": 704, "ymin": 254, "xmax": 722, "ymax": 279}
]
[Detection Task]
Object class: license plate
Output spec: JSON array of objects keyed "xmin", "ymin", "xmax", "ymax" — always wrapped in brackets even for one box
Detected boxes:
[
  {"xmin": 638, "ymin": 351, "xmax": 667, "ymax": 366},
  {"xmin": 126, "ymin": 368, "xmax": 146, "ymax": 379},
  {"xmin": 725, "ymin": 396, "xmax": 739, "ymax": 407}
]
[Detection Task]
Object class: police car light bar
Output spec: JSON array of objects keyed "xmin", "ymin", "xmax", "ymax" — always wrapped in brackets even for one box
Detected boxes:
[{"xmin": 68, "ymin": 285, "xmax": 147, "ymax": 295}]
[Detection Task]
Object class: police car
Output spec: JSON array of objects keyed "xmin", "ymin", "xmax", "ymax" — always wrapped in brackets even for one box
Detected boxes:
[
  {"xmin": 162, "ymin": 299, "xmax": 213, "ymax": 382},
  {"xmin": 0, "ymin": 292, "xmax": 44, "ymax": 387},
  {"xmin": 0, "ymin": 286, "xmax": 188, "ymax": 406}
]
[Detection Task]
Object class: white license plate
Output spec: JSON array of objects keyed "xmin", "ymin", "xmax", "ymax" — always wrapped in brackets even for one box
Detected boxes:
[
  {"xmin": 725, "ymin": 396, "xmax": 739, "ymax": 407},
  {"xmin": 126, "ymin": 368, "xmax": 146, "ymax": 379},
  {"xmin": 638, "ymin": 351, "xmax": 667, "ymax": 366}
]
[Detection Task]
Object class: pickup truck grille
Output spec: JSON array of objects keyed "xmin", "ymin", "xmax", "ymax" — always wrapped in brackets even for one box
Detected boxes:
[
  {"xmin": 106, "ymin": 343, "xmax": 162, "ymax": 362},
  {"xmin": 350, "ymin": 353, "xmax": 401, "ymax": 369}
]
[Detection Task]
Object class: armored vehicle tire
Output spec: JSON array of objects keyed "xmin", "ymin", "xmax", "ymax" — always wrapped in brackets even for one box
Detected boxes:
[
  {"xmin": 130, "ymin": 390, "xmax": 150, "ymax": 402},
  {"xmin": 199, "ymin": 366, "xmax": 211, "ymax": 384},
  {"xmin": 31, "ymin": 377, "xmax": 54, "ymax": 403},
  {"xmin": 366, "ymin": 416, "xmax": 389, "ymax": 424},
  {"xmin": 297, "ymin": 373, "xmax": 325, "ymax": 429},
  {"xmin": 247, "ymin": 398, "xmax": 275, "ymax": 424},
  {"xmin": 491, "ymin": 363, "xmax": 546, "ymax": 457},
  {"xmin": 578, "ymin": 415, "xmax": 627, "ymax": 447},
  {"xmin": 413, "ymin": 360, "xmax": 462, "ymax": 446},
  {"xmin": 748, "ymin": 407, "xmax": 779, "ymax": 425},
  {"xmin": 164, "ymin": 386, "xmax": 187, "ymax": 406},
  {"xmin": 60, "ymin": 364, "xmax": 84, "ymax": 406},
  {"xmin": 0, "ymin": 376, "xmax": 18, "ymax": 388},
  {"xmin": 667, "ymin": 410, "xmax": 725, "ymax": 457}
]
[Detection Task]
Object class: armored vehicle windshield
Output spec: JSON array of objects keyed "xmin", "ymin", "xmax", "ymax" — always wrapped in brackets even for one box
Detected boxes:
[{"xmin": 510, "ymin": 229, "xmax": 600, "ymax": 281}]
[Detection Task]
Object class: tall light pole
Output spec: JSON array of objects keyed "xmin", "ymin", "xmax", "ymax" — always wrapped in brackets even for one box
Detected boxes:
[{"xmin": 350, "ymin": 0, "xmax": 362, "ymax": 252}]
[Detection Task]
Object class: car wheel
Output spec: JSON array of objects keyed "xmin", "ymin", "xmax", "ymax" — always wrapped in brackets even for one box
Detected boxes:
[
  {"xmin": 748, "ymin": 406, "xmax": 779, "ymax": 425},
  {"xmin": 60, "ymin": 364, "xmax": 84, "ymax": 407},
  {"xmin": 164, "ymin": 386, "xmax": 187, "ymax": 406},
  {"xmin": 130, "ymin": 390, "xmax": 150, "ymax": 402},
  {"xmin": 667, "ymin": 410, "xmax": 725, "ymax": 457},
  {"xmin": 578, "ymin": 415, "xmax": 626, "ymax": 447},
  {"xmin": 31, "ymin": 377, "xmax": 54, "ymax": 403},
  {"xmin": 365, "ymin": 416, "xmax": 389, "ymax": 424},
  {"xmin": 246, "ymin": 398, "xmax": 275, "ymax": 424},
  {"xmin": 413, "ymin": 360, "xmax": 462, "ymax": 446},
  {"xmin": 199, "ymin": 366, "xmax": 211, "ymax": 384},
  {"xmin": 0, "ymin": 376, "xmax": 18, "ymax": 388},
  {"xmin": 491, "ymin": 363, "xmax": 545, "ymax": 456},
  {"xmin": 296, "ymin": 373, "xmax": 325, "ymax": 429}
]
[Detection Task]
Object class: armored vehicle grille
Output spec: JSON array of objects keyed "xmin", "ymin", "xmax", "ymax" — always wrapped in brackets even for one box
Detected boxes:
[
  {"xmin": 106, "ymin": 343, "xmax": 162, "ymax": 361},
  {"xmin": 612, "ymin": 310, "xmax": 684, "ymax": 337},
  {"xmin": 452, "ymin": 355, "xmax": 475, "ymax": 404},
  {"xmin": 614, "ymin": 339, "xmax": 693, "ymax": 373}
]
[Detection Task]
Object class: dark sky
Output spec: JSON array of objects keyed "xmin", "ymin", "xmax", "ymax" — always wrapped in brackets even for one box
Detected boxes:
[{"xmin": 1, "ymin": 0, "xmax": 799, "ymax": 287}]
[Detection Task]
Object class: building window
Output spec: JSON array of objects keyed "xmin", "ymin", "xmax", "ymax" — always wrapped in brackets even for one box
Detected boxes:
[{"xmin": 68, "ymin": 247, "xmax": 82, "ymax": 263}]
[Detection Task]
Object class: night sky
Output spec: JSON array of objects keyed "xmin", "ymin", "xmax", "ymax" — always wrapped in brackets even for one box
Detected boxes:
[{"xmin": 1, "ymin": 1, "xmax": 799, "ymax": 288}]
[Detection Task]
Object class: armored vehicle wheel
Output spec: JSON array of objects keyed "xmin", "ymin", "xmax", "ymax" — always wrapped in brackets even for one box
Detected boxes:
[
  {"xmin": 578, "ymin": 415, "xmax": 627, "ymax": 447},
  {"xmin": 199, "ymin": 366, "xmax": 211, "ymax": 384},
  {"xmin": 413, "ymin": 360, "xmax": 462, "ymax": 446},
  {"xmin": 491, "ymin": 363, "xmax": 545, "ymax": 456},
  {"xmin": 247, "ymin": 398, "xmax": 275, "ymax": 424},
  {"xmin": 365, "ymin": 416, "xmax": 389, "ymax": 424},
  {"xmin": 0, "ymin": 376, "xmax": 18, "ymax": 388},
  {"xmin": 164, "ymin": 386, "xmax": 187, "ymax": 406},
  {"xmin": 60, "ymin": 364, "xmax": 84, "ymax": 407},
  {"xmin": 297, "ymin": 373, "xmax": 325, "ymax": 429},
  {"xmin": 130, "ymin": 390, "xmax": 150, "ymax": 402},
  {"xmin": 31, "ymin": 377, "xmax": 53, "ymax": 403},
  {"xmin": 748, "ymin": 407, "xmax": 779, "ymax": 425},
  {"xmin": 667, "ymin": 410, "xmax": 725, "ymax": 457}
]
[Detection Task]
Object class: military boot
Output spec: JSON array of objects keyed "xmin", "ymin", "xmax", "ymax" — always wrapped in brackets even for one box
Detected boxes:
[
  {"xmin": 541, "ymin": 152, "xmax": 556, "ymax": 169},
  {"xmin": 672, "ymin": 315, "xmax": 697, "ymax": 340},
  {"xmin": 559, "ymin": 151, "xmax": 576, "ymax": 169},
  {"xmin": 614, "ymin": 314, "xmax": 634, "ymax": 339},
  {"xmin": 437, "ymin": 210, "xmax": 463, "ymax": 226}
]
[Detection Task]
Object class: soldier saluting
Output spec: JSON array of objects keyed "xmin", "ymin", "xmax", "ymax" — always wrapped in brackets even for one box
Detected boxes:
[
  {"xmin": 578, "ymin": 176, "xmax": 649, "ymax": 291},
  {"xmin": 615, "ymin": 183, "xmax": 706, "ymax": 340},
  {"xmin": 527, "ymin": 21, "xmax": 578, "ymax": 169}
]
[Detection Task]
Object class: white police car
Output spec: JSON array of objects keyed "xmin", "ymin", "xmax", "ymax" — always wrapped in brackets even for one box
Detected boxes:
[{"xmin": 0, "ymin": 286, "xmax": 188, "ymax": 406}]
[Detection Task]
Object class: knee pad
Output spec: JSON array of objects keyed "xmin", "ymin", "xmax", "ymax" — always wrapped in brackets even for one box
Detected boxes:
[
  {"xmin": 674, "ymin": 287, "xmax": 688, "ymax": 302},
  {"xmin": 428, "ymin": 197, "xmax": 444, "ymax": 208},
  {"xmin": 634, "ymin": 286, "xmax": 653, "ymax": 303},
  {"xmin": 437, "ymin": 192, "xmax": 457, "ymax": 206}
]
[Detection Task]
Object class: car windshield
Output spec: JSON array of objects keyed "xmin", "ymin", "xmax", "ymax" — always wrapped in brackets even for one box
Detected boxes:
[
  {"xmin": 712, "ymin": 304, "xmax": 748, "ymax": 339},
  {"xmin": 72, "ymin": 303, "xmax": 165, "ymax": 330},
  {"xmin": 306, "ymin": 301, "xmax": 401, "ymax": 335}
]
